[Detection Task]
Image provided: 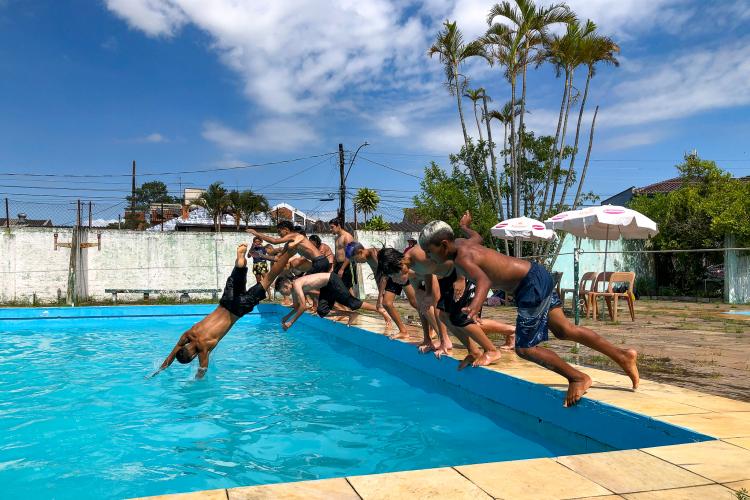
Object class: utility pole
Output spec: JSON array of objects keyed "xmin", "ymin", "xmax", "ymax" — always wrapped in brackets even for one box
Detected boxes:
[
  {"xmin": 4, "ymin": 198, "xmax": 9, "ymax": 228},
  {"xmin": 88, "ymin": 201, "xmax": 92, "ymax": 228},
  {"xmin": 131, "ymin": 160, "xmax": 136, "ymax": 216},
  {"xmin": 338, "ymin": 143, "xmax": 345, "ymax": 223}
]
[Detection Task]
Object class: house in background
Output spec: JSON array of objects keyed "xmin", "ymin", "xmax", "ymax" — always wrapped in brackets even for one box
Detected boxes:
[
  {"xmin": 601, "ymin": 175, "xmax": 750, "ymax": 206},
  {"xmin": 1, "ymin": 213, "xmax": 53, "ymax": 228}
]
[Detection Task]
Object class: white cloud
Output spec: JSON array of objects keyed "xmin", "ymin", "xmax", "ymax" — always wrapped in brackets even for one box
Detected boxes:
[
  {"xmin": 105, "ymin": 0, "xmax": 187, "ymax": 37},
  {"xmin": 202, "ymin": 118, "xmax": 318, "ymax": 152},
  {"xmin": 416, "ymin": 123, "xmax": 465, "ymax": 153},
  {"xmin": 598, "ymin": 130, "xmax": 667, "ymax": 151},
  {"xmin": 91, "ymin": 218, "xmax": 119, "ymax": 227},
  {"xmin": 600, "ymin": 38, "xmax": 750, "ymax": 128},
  {"xmin": 143, "ymin": 132, "xmax": 168, "ymax": 143},
  {"xmin": 376, "ymin": 115, "xmax": 410, "ymax": 138}
]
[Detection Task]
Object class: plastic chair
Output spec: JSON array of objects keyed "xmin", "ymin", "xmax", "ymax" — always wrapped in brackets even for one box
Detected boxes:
[
  {"xmin": 560, "ymin": 272, "xmax": 597, "ymax": 315},
  {"xmin": 590, "ymin": 272, "xmax": 636, "ymax": 322},
  {"xmin": 586, "ymin": 272, "xmax": 615, "ymax": 319}
]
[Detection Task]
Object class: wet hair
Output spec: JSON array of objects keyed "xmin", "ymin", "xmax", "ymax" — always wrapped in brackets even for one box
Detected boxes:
[
  {"xmin": 419, "ymin": 221, "xmax": 454, "ymax": 248},
  {"xmin": 276, "ymin": 220, "xmax": 294, "ymax": 231},
  {"xmin": 345, "ymin": 241, "xmax": 365, "ymax": 259},
  {"xmin": 309, "ymin": 234, "xmax": 321, "ymax": 246},
  {"xmin": 328, "ymin": 218, "xmax": 342, "ymax": 227},
  {"xmin": 378, "ymin": 248, "xmax": 404, "ymax": 276},
  {"xmin": 274, "ymin": 275, "xmax": 293, "ymax": 291},
  {"xmin": 176, "ymin": 345, "xmax": 195, "ymax": 364}
]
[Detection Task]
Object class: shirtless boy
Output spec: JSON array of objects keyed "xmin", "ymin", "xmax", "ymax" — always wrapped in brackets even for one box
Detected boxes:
[
  {"xmin": 151, "ymin": 244, "xmax": 270, "ymax": 379},
  {"xmin": 247, "ymin": 221, "xmax": 329, "ymax": 276},
  {"xmin": 275, "ymin": 273, "xmax": 390, "ymax": 330},
  {"xmin": 346, "ymin": 242, "xmax": 411, "ymax": 337},
  {"xmin": 309, "ymin": 235, "xmax": 335, "ymax": 269},
  {"xmin": 329, "ymin": 218, "xmax": 355, "ymax": 291},
  {"xmin": 419, "ymin": 218, "xmax": 639, "ymax": 406}
]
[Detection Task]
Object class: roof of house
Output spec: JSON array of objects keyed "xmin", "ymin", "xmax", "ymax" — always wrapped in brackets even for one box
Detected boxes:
[
  {"xmin": 305, "ymin": 220, "xmax": 424, "ymax": 234},
  {"xmin": 634, "ymin": 175, "xmax": 750, "ymax": 196},
  {"xmin": 1, "ymin": 218, "xmax": 53, "ymax": 227}
]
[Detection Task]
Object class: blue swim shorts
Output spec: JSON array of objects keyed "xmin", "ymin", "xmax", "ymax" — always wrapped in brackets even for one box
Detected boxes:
[{"xmin": 514, "ymin": 261, "xmax": 562, "ymax": 349}]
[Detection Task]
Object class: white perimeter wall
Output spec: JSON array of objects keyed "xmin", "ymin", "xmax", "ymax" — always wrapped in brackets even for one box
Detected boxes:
[{"xmin": 0, "ymin": 228, "xmax": 414, "ymax": 303}]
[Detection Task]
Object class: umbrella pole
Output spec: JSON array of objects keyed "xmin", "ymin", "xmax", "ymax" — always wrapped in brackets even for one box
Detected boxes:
[
  {"xmin": 504, "ymin": 239, "xmax": 510, "ymax": 255},
  {"xmin": 573, "ymin": 236, "xmax": 581, "ymax": 328}
]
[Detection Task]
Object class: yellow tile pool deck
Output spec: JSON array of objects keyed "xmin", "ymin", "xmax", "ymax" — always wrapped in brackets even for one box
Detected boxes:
[{"xmin": 134, "ymin": 316, "xmax": 750, "ymax": 500}]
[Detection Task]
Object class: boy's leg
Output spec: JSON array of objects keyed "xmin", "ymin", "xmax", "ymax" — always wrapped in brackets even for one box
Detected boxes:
[
  {"xmin": 358, "ymin": 301, "xmax": 391, "ymax": 326},
  {"xmin": 438, "ymin": 310, "xmax": 480, "ymax": 369},
  {"xmin": 383, "ymin": 290, "xmax": 409, "ymax": 339},
  {"xmin": 479, "ymin": 318, "xmax": 516, "ymax": 350},
  {"xmin": 434, "ymin": 316, "xmax": 453, "ymax": 357},
  {"xmin": 547, "ymin": 307, "xmax": 639, "ymax": 389},
  {"xmin": 515, "ymin": 343, "xmax": 592, "ymax": 407},
  {"xmin": 262, "ymin": 250, "xmax": 293, "ymax": 289}
]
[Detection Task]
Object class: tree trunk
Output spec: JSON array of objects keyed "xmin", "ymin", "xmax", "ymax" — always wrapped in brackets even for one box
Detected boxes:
[
  {"xmin": 516, "ymin": 42, "xmax": 529, "ymax": 217},
  {"xmin": 549, "ymin": 105, "xmax": 599, "ymax": 270},
  {"xmin": 509, "ymin": 75, "xmax": 518, "ymax": 220},
  {"xmin": 549, "ymin": 68, "xmax": 575, "ymax": 215},
  {"xmin": 572, "ymin": 105, "xmax": 599, "ymax": 210},
  {"xmin": 455, "ymin": 72, "xmax": 484, "ymax": 204},
  {"xmin": 538, "ymin": 70, "xmax": 570, "ymax": 220},
  {"xmin": 473, "ymin": 101, "xmax": 484, "ymax": 141},
  {"xmin": 557, "ymin": 67, "xmax": 592, "ymax": 212},
  {"xmin": 503, "ymin": 122, "xmax": 511, "ymax": 220},
  {"xmin": 483, "ymin": 93, "xmax": 504, "ymax": 221}
]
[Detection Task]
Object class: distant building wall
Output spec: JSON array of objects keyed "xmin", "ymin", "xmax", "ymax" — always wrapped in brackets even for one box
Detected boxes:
[
  {"xmin": 352, "ymin": 230, "xmax": 420, "ymax": 298},
  {"xmin": 725, "ymin": 235, "xmax": 750, "ymax": 305}
]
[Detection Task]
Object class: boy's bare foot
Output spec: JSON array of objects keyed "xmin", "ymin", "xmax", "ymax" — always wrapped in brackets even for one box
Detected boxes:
[
  {"xmin": 564, "ymin": 373, "xmax": 592, "ymax": 407},
  {"xmin": 500, "ymin": 333, "xmax": 515, "ymax": 351},
  {"xmin": 236, "ymin": 243, "xmax": 248, "ymax": 267},
  {"xmin": 621, "ymin": 348, "xmax": 639, "ymax": 390},
  {"xmin": 472, "ymin": 350, "xmax": 502, "ymax": 367},
  {"xmin": 417, "ymin": 340, "xmax": 436, "ymax": 354},
  {"xmin": 433, "ymin": 342, "xmax": 453, "ymax": 359},
  {"xmin": 389, "ymin": 330, "xmax": 409, "ymax": 340},
  {"xmin": 458, "ymin": 354, "xmax": 475, "ymax": 371}
]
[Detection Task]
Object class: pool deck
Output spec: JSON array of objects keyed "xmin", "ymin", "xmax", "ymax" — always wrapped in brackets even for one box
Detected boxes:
[{"xmin": 136, "ymin": 315, "xmax": 750, "ymax": 500}]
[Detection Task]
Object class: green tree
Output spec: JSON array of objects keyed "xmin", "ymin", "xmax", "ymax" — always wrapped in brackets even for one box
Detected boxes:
[
  {"xmin": 353, "ymin": 188, "xmax": 380, "ymax": 223},
  {"xmin": 429, "ymin": 20, "xmax": 488, "ymax": 200},
  {"xmin": 228, "ymin": 190, "xmax": 269, "ymax": 230},
  {"xmin": 194, "ymin": 182, "xmax": 230, "ymax": 233},
  {"xmin": 486, "ymin": 0, "xmax": 575, "ymax": 222},
  {"xmin": 126, "ymin": 180, "xmax": 179, "ymax": 210},
  {"xmin": 361, "ymin": 215, "xmax": 390, "ymax": 231},
  {"xmin": 630, "ymin": 154, "xmax": 750, "ymax": 294}
]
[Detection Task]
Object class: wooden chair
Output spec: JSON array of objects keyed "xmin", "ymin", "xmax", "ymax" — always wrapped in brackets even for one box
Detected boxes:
[
  {"xmin": 551, "ymin": 271, "xmax": 563, "ymax": 298},
  {"xmin": 589, "ymin": 272, "xmax": 636, "ymax": 322},
  {"xmin": 559, "ymin": 272, "xmax": 597, "ymax": 315}
]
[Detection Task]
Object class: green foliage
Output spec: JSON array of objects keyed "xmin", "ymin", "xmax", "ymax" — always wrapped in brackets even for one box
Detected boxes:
[
  {"xmin": 228, "ymin": 189, "xmax": 269, "ymax": 229},
  {"xmin": 353, "ymin": 188, "xmax": 380, "ymax": 222},
  {"xmin": 193, "ymin": 182, "xmax": 230, "ymax": 232},
  {"xmin": 737, "ymin": 488, "xmax": 749, "ymax": 500},
  {"xmin": 126, "ymin": 181, "xmax": 179, "ymax": 210},
  {"xmin": 630, "ymin": 153, "xmax": 750, "ymax": 294},
  {"xmin": 361, "ymin": 215, "xmax": 390, "ymax": 231}
]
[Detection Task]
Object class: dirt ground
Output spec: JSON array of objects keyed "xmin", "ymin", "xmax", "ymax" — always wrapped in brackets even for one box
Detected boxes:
[{"xmin": 392, "ymin": 298, "xmax": 750, "ymax": 402}]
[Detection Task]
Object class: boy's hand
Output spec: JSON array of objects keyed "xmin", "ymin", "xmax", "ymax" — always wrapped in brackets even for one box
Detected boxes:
[
  {"xmin": 282, "ymin": 321, "xmax": 292, "ymax": 331},
  {"xmin": 453, "ymin": 281, "xmax": 465, "ymax": 301},
  {"xmin": 460, "ymin": 211, "xmax": 472, "ymax": 227},
  {"xmin": 462, "ymin": 304, "xmax": 482, "ymax": 324},
  {"xmin": 246, "ymin": 228, "xmax": 258, "ymax": 236}
]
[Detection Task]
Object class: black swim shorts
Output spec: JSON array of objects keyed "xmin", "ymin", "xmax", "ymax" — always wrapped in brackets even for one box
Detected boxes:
[
  {"xmin": 436, "ymin": 269, "xmax": 479, "ymax": 327},
  {"xmin": 308, "ymin": 255, "xmax": 331, "ymax": 274},
  {"xmin": 316, "ymin": 273, "xmax": 363, "ymax": 317},
  {"xmin": 219, "ymin": 266, "xmax": 267, "ymax": 318},
  {"xmin": 333, "ymin": 260, "xmax": 355, "ymax": 289}
]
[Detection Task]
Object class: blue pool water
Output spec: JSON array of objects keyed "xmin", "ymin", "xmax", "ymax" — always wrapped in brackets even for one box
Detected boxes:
[
  {"xmin": 727, "ymin": 310, "xmax": 750, "ymax": 316},
  {"xmin": 0, "ymin": 305, "xmax": 707, "ymax": 499}
]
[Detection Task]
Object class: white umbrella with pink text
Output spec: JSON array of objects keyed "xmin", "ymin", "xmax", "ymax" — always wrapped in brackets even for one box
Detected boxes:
[{"xmin": 491, "ymin": 217, "xmax": 556, "ymax": 243}]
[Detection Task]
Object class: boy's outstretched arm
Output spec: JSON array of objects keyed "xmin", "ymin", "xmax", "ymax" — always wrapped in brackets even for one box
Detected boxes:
[
  {"xmin": 246, "ymin": 229, "xmax": 295, "ymax": 245},
  {"xmin": 282, "ymin": 277, "xmax": 309, "ymax": 330},
  {"xmin": 149, "ymin": 332, "xmax": 189, "ymax": 378},
  {"xmin": 460, "ymin": 211, "xmax": 484, "ymax": 245},
  {"xmin": 195, "ymin": 350, "xmax": 209, "ymax": 379},
  {"xmin": 457, "ymin": 256, "xmax": 492, "ymax": 323}
]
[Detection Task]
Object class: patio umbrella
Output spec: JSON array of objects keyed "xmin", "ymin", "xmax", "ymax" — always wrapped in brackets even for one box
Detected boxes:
[
  {"xmin": 545, "ymin": 205, "xmax": 658, "ymax": 322},
  {"xmin": 491, "ymin": 217, "xmax": 557, "ymax": 243}
]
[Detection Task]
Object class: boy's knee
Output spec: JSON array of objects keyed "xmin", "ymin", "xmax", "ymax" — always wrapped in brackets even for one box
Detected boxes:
[{"xmin": 515, "ymin": 346, "xmax": 532, "ymax": 359}]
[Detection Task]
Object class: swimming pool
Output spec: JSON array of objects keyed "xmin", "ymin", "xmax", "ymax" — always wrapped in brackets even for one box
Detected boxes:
[
  {"xmin": 0, "ymin": 305, "xmax": 710, "ymax": 499},
  {"xmin": 727, "ymin": 310, "xmax": 750, "ymax": 316}
]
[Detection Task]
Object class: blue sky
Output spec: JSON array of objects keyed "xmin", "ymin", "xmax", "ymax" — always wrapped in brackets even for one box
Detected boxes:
[{"xmin": 1, "ymin": 0, "xmax": 749, "ymax": 224}]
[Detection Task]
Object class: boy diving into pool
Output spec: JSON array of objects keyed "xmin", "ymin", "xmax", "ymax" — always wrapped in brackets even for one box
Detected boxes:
[
  {"xmin": 274, "ymin": 272, "xmax": 389, "ymax": 330},
  {"xmin": 151, "ymin": 244, "xmax": 271, "ymax": 379},
  {"xmin": 418, "ymin": 217, "xmax": 639, "ymax": 407}
]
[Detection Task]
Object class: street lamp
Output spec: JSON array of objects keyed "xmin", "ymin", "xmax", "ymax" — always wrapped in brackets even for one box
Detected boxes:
[{"xmin": 340, "ymin": 141, "xmax": 368, "ymax": 223}]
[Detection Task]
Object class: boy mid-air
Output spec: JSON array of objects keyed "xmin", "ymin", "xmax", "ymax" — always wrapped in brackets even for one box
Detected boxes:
[
  {"xmin": 151, "ymin": 244, "xmax": 271, "ymax": 379},
  {"xmin": 418, "ymin": 219, "xmax": 639, "ymax": 407},
  {"xmin": 274, "ymin": 272, "xmax": 390, "ymax": 330}
]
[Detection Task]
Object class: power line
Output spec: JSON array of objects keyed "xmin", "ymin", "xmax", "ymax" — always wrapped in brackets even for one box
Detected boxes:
[{"xmin": 358, "ymin": 156, "xmax": 423, "ymax": 179}]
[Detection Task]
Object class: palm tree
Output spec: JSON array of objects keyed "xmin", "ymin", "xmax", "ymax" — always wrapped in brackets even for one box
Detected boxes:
[
  {"xmin": 556, "ymin": 28, "xmax": 619, "ymax": 212},
  {"xmin": 487, "ymin": 0, "xmax": 575, "ymax": 224},
  {"xmin": 229, "ymin": 190, "xmax": 269, "ymax": 230},
  {"xmin": 429, "ymin": 20, "xmax": 488, "ymax": 154},
  {"xmin": 353, "ymin": 188, "xmax": 380, "ymax": 223},
  {"xmin": 536, "ymin": 19, "xmax": 594, "ymax": 218},
  {"xmin": 464, "ymin": 87, "xmax": 487, "ymax": 140},
  {"xmin": 194, "ymin": 182, "xmax": 229, "ymax": 233},
  {"xmin": 488, "ymin": 100, "xmax": 522, "ymax": 218}
]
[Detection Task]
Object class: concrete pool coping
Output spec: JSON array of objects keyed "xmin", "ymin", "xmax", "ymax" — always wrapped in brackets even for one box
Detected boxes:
[{"xmin": 102, "ymin": 305, "xmax": 747, "ymax": 499}]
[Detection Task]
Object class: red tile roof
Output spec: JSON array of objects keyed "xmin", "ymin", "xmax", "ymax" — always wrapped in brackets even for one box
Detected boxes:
[{"xmin": 635, "ymin": 175, "xmax": 750, "ymax": 195}]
